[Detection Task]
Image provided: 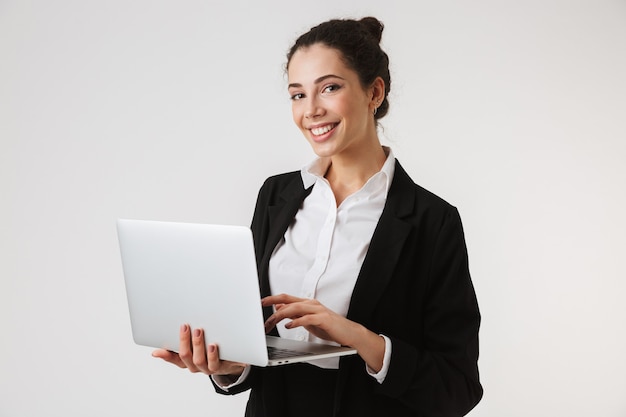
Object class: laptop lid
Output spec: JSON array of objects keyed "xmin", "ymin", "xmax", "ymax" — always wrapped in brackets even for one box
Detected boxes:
[{"xmin": 117, "ymin": 219, "xmax": 356, "ymax": 367}]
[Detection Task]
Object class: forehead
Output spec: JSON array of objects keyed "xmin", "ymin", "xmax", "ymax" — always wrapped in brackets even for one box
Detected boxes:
[{"xmin": 287, "ymin": 44, "xmax": 354, "ymax": 83}]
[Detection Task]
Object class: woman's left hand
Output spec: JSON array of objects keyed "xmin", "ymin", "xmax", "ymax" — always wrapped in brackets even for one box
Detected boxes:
[
  {"xmin": 262, "ymin": 293, "xmax": 361, "ymax": 347},
  {"xmin": 262, "ymin": 294, "xmax": 386, "ymax": 372}
]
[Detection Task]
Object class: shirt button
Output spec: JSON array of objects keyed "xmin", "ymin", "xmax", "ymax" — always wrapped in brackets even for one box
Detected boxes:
[{"xmin": 297, "ymin": 334, "xmax": 305, "ymax": 341}]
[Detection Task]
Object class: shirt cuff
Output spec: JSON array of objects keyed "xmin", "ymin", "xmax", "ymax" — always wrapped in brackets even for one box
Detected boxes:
[
  {"xmin": 365, "ymin": 334, "xmax": 392, "ymax": 384},
  {"xmin": 211, "ymin": 365, "xmax": 251, "ymax": 391}
]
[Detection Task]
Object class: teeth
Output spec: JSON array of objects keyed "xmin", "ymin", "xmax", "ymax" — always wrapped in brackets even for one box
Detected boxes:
[{"xmin": 311, "ymin": 124, "xmax": 335, "ymax": 136}]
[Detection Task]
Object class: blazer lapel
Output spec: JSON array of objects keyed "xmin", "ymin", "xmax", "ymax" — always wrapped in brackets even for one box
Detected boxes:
[
  {"xmin": 258, "ymin": 177, "xmax": 313, "ymax": 301},
  {"xmin": 334, "ymin": 161, "xmax": 417, "ymax": 416},
  {"xmin": 346, "ymin": 161, "xmax": 416, "ymax": 324}
]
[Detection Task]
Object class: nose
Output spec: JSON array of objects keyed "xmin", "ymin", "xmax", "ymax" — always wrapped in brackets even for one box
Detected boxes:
[{"xmin": 304, "ymin": 97, "xmax": 323, "ymax": 119}]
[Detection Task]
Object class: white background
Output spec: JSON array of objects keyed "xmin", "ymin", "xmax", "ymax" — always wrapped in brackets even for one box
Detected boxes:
[{"xmin": 1, "ymin": 0, "xmax": 625, "ymax": 416}]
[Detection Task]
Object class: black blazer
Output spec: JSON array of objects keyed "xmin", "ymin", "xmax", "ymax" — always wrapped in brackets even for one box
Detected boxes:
[{"xmin": 215, "ymin": 161, "xmax": 483, "ymax": 417}]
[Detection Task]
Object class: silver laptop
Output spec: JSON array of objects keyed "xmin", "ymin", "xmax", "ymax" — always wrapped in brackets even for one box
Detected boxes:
[{"xmin": 117, "ymin": 219, "xmax": 356, "ymax": 367}]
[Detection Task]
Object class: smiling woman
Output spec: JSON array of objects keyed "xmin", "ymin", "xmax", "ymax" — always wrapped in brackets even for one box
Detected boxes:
[
  {"xmin": 153, "ymin": 16, "xmax": 483, "ymax": 417},
  {"xmin": 287, "ymin": 44, "xmax": 387, "ymax": 204}
]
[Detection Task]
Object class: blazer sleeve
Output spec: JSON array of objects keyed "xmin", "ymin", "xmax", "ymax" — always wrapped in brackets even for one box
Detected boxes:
[{"xmin": 377, "ymin": 206, "xmax": 483, "ymax": 416}]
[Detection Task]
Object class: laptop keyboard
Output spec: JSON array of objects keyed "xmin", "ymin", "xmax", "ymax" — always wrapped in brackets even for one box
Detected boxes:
[{"xmin": 267, "ymin": 346, "xmax": 313, "ymax": 359}]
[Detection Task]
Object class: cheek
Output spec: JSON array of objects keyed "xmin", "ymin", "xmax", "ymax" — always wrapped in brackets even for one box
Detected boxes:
[
  {"xmin": 347, "ymin": 100, "xmax": 370, "ymax": 124},
  {"xmin": 333, "ymin": 97, "xmax": 359, "ymax": 119},
  {"xmin": 291, "ymin": 104, "xmax": 303, "ymax": 128}
]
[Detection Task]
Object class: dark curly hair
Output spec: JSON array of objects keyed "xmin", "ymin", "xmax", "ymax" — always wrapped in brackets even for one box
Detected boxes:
[{"xmin": 286, "ymin": 17, "xmax": 391, "ymax": 120}]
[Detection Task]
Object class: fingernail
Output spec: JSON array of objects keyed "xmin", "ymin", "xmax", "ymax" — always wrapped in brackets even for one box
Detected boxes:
[
  {"xmin": 180, "ymin": 324, "xmax": 188, "ymax": 333},
  {"xmin": 193, "ymin": 329, "xmax": 201, "ymax": 338},
  {"xmin": 208, "ymin": 344, "xmax": 215, "ymax": 353}
]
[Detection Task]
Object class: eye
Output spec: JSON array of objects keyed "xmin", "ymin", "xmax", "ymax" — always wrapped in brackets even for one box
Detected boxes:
[
  {"xmin": 322, "ymin": 84, "xmax": 341, "ymax": 94},
  {"xmin": 290, "ymin": 92, "xmax": 305, "ymax": 101}
]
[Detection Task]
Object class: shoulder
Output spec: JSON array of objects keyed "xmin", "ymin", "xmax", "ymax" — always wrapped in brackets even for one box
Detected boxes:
[
  {"xmin": 256, "ymin": 171, "xmax": 303, "ymax": 199},
  {"xmin": 392, "ymin": 160, "xmax": 457, "ymax": 215},
  {"xmin": 388, "ymin": 160, "xmax": 466, "ymax": 241},
  {"xmin": 260, "ymin": 170, "xmax": 302, "ymax": 190},
  {"xmin": 253, "ymin": 170, "xmax": 308, "ymax": 212}
]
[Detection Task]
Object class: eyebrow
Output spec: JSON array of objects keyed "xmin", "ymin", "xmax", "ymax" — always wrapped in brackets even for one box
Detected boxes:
[{"xmin": 288, "ymin": 74, "xmax": 346, "ymax": 89}]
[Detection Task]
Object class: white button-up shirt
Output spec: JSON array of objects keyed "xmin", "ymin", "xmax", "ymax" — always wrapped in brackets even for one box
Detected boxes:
[
  {"xmin": 214, "ymin": 147, "xmax": 396, "ymax": 390},
  {"xmin": 268, "ymin": 147, "xmax": 395, "ymax": 376}
]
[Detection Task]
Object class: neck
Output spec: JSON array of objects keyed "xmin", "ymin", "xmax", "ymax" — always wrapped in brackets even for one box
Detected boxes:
[{"xmin": 324, "ymin": 143, "xmax": 387, "ymax": 206}]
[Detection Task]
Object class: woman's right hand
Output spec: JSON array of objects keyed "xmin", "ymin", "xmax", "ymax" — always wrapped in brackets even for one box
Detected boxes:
[{"xmin": 152, "ymin": 324, "xmax": 247, "ymax": 378}]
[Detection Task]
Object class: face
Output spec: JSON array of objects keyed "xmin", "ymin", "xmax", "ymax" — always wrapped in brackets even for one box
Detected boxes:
[{"xmin": 287, "ymin": 43, "xmax": 382, "ymax": 159}]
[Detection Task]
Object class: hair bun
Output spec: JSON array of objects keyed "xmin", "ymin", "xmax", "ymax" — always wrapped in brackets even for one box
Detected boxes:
[{"xmin": 358, "ymin": 17, "xmax": 384, "ymax": 43}]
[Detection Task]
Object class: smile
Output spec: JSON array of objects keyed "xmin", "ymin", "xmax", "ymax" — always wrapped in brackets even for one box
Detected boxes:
[{"xmin": 310, "ymin": 123, "xmax": 337, "ymax": 136}]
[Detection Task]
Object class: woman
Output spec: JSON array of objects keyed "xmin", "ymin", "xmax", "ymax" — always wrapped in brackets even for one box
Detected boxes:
[{"xmin": 154, "ymin": 17, "xmax": 483, "ymax": 416}]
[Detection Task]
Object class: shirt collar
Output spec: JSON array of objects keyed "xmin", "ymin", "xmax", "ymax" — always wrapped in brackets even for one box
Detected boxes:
[{"xmin": 300, "ymin": 146, "xmax": 396, "ymax": 193}]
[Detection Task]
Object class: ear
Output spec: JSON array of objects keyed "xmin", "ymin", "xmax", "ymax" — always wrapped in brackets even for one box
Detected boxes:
[{"xmin": 369, "ymin": 77, "xmax": 386, "ymax": 112}]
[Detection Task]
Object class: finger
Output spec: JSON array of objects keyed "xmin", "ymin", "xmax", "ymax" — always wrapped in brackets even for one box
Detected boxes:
[
  {"xmin": 151, "ymin": 349, "xmax": 186, "ymax": 368},
  {"xmin": 191, "ymin": 328, "xmax": 210, "ymax": 373},
  {"xmin": 265, "ymin": 311, "xmax": 293, "ymax": 334},
  {"xmin": 284, "ymin": 313, "xmax": 324, "ymax": 329},
  {"xmin": 264, "ymin": 302, "xmax": 314, "ymax": 333},
  {"xmin": 265, "ymin": 300, "xmax": 321, "ymax": 324},
  {"xmin": 207, "ymin": 344, "xmax": 247, "ymax": 377},
  {"xmin": 206, "ymin": 343, "xmax": 221, "ymax": 373},
  {"xmin": 261, "ymin": 293, "xmax": 304, "ymax": 307},
  {"xmin": 178, "ymin": 324, "xmax": 199, "ymax": 372},
  {"xmin": 264, "ymin": 317, "xmax": 277, "ymax": 334}
]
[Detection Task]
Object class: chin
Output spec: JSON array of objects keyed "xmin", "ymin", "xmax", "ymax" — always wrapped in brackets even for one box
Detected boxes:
[
  {"xmin": 308, "ymin": 143, "xmax": 337, "ymax": 158},
  {"xmin": 306, "ymin": 135, "xmax": 341, "ymax": 157}
]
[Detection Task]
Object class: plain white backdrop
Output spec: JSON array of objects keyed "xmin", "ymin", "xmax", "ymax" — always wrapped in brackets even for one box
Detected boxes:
[{"xmin": 1, "ymin": 0, "xmax": 625, "ymax": 415}]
